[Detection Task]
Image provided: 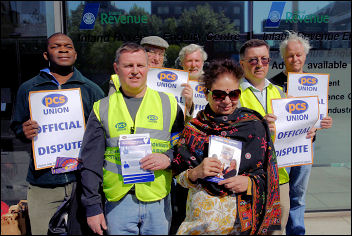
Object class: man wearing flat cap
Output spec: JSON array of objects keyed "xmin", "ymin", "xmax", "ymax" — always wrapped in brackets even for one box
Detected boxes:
[{"xmin": 141, "ymin": 36, "xmax": 169, "ymax": 68}]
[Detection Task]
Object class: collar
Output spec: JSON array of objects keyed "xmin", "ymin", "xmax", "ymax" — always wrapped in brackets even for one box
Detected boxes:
[
  {"xmin": 40, "ymin": 68, "xmax": 60, "ymax": 86},
  {"xmin": 240, "ymin": 77, "xmax": 271, "ymax": 92},
  {"xmin": 33, "ymin": 67, "xmax": 85, "ymax": 87}
]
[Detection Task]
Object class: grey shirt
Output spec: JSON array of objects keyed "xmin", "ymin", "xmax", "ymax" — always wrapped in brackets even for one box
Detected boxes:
[{"xmin": 79, "ymin": 90, "xmax": 185, "ymax": 217}]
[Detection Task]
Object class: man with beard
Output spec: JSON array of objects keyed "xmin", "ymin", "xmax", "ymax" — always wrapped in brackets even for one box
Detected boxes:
[{"xmin": 270, "ymin": 31, "xmax": 333, "ymax": 235}]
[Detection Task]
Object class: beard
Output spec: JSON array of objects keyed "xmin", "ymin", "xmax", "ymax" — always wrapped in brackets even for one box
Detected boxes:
[{"xmin": 189, "ymin": 70, "xmax": 203, "ymax": 81}]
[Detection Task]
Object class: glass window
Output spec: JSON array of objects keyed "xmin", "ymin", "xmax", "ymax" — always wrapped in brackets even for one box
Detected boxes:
[
  {"xmin": 1, "ymin": 1, "xmax": 56, "ymax": 206},
  {"xmin": 233, "ymin": 6, "xmax": 240, "ymax": 15},
  {"xmin": 157, "ymin": 6, "xmax": 169, "ymax": 14},
  {"xmin": 1, "ymin": 1, "xmax": 47, "ymax": 37},
  {"xmin": 175, "ymin": 6, "xmax": 183, "ymax": 15}
]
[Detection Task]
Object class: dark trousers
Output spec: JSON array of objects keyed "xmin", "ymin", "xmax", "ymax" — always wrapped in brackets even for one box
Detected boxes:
[{"xmin": 170, "ymin": 180, "xmax": 188, "ymax": 235}]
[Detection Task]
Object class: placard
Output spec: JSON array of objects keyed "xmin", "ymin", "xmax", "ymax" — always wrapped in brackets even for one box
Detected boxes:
[
  {"xmin": 189, "ymin": 81, "xmax": 208, "ymax": 118},
  {"xmin": 271, "ymin": 96, "xmax": 319, "ymax": 168},
  {"xmin": 287, "ymin": 72, "xmax": 329, "ymax": 129},
  {"xmin": 147, "ymin": 67, "xmax": 189, "ymax": 115},
  {"xmin": 29, "ymin": 88, "xmax": 85, "ymax": 170}
]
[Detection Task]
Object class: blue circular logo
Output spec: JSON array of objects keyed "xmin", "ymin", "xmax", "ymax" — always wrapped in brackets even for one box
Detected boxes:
[
  {"xmin": 83, "ymin": 13, "xmax": 95, "ymax": 25},
  {"xmin": 269, "ymin": 11, "xmax": 281, "ymax": 23}
]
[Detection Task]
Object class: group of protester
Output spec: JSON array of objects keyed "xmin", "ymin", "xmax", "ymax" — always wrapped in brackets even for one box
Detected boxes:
[{"xmin": 10, "ymin": 31, "xmax": 332, "ymax": 235}]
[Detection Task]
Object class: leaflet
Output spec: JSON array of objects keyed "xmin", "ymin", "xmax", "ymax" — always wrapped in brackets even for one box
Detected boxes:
[
  {"xmin": 206, "ymin": 135, "xmax": 242, "ymax": 183},
  {"xmin": 119, "ymin": 133, "xmax": 154, "ymax": 184}
]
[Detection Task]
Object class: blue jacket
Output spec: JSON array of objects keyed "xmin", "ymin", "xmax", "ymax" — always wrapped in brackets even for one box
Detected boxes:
[{"xmin": 10, "ymin": 68, "xmax": 105, "ymax": 186}]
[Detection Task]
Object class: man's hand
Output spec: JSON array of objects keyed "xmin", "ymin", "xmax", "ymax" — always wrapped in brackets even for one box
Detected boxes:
[
  {"xmin": 140, "ymin": 153, "xmax": 171, "ymax": 170},
  {"xmin": 218, "ymin": 175, "xmax": 249, "ymax": 193},
  {"xmin": 321, "ymin": 116, "xmax": 333, "ymax": 129},
  {"xmin": 22, "ymin": 119, "xmax": 39, "ymax": 140},
  {"xmin": 306, "ymin": 127, "xmax": 317, "ymax": 139},
  {"xmin": 188, "ymin": 157, "xmax": 222, "ymax": 182},
  {"xmin": 87, "ymin": 213, "xmax": 107, "ymax": 235},
  {"xmin": 181, "ymin": 83, "xmax": 193, "ymax": 114},
  {"xmin": 263, "ymin": 113, "xmax": 277, "ymax": 134}
]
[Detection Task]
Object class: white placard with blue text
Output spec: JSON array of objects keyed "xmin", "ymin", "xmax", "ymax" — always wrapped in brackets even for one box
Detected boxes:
[
  {"xmin": 147, "ymin": 68, "xmax": 189, "ymax": 115},
  {"xmin": 271, "ymin": 96, "xmax": 319, "ymax": 168},
  {"xmin": 287, "ymin": 72, "xmax": 329, "ymax": 129},
  {"xmin": 29, "ymin": 88, "xmax": 85, "ymax": 170},
  {"xmin": 189, "ymin": 81, "xmax": 208, "ymax": 118}
]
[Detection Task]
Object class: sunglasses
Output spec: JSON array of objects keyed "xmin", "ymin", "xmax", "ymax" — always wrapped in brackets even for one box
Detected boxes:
[
  {"xmin": 243, "ymin": 57, "xmax": 270, "ymax": 66},
  {"xmin": 208, "ymin": 89, "xmax": 241, "ymax": 101}
]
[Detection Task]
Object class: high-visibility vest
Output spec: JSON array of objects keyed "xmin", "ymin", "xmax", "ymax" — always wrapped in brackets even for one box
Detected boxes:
[
  {"xmin": 93, "ymin": 87, "xmax": 178, "ymax": 202},
  {"xmin": 239, "ymin": 83, "xmax": 289, "ymax": 185},
  {"xmin": 108, "ymin": 74, "xmax": 120, "ymax": 95}
]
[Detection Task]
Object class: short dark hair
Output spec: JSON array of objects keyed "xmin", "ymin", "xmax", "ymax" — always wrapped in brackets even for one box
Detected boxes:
[
  {"xmin": 46, "ymin": 32, "xmax": 73, "ymax": 52},
  {"xmin": 200, "ymin": 59, "xmax": 243, "ymax": 93},
  {"xmin": 114, "ymin": 42, "xmax": 147, "ymax": 64},
  {"xmin": 239, "ymin": 39, "xmax": 270, "ymax": 59}
]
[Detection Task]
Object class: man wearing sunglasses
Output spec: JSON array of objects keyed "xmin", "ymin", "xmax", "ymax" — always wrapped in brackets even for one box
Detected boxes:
[{"xmin": 238, "ymin": 39, "xmax": 291, "ymax": 235}]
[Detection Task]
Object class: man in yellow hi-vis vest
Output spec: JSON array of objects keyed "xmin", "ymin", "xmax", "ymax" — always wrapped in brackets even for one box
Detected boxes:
[
  {"xmin": 238, "ymin": 39, "xmax": 316, "ymax": 235},
  {"xmin": 79, "ymin": 43, "xmax": 185, "ymax": 235},
  {"xmin": 105, "ymin": 36, "xmax": 194, "ymax": 118}
]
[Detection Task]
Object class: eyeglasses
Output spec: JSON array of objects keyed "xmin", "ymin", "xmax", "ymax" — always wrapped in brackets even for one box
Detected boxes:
[
  {"xmin": 145, "ymin": 48, "xmax": 165, "ymax": 58},
  {"xmin": 208, "ymin": 89, "xmax": 241, "ymax": 101},
  {"xmin": 242, "ymin": 57, "xmax": 270, "ymax": 66}
]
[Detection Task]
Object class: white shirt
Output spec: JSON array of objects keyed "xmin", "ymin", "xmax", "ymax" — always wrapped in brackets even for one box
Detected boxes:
[{"xmin": 240, "ymin": 78, "xmax": 271, "ymax": 113}]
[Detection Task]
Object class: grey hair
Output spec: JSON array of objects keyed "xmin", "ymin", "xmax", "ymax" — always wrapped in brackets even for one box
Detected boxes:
[
  {"xmin": 279, "ymin": 31, "xmax": 311, "ymax": 58},
  {"xmin": 179, "ymin": 44, "xmax": 208, "ymax": 66}
]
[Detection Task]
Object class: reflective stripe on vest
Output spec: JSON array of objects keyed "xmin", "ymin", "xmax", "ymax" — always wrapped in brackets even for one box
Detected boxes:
[
  {"xmin": 93, "ymin": 88, "xmax": 176, "ymax": 202},
  {"xmin": 100, "ymin": 91, "xmax": 172, "ymax": 147},
  {"xmin": 239, "ymin": 83, "xmax": 289, "ymax": 185}
]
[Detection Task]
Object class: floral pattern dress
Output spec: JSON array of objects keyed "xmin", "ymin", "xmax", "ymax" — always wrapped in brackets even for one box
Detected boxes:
[{"xmin": 176, "ymin": 170, "xmax": 241, "ymax": 235}]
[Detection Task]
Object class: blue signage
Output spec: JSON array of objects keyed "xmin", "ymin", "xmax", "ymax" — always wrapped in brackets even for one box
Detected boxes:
[
  {"xmin": 265, "ymin": 2, "xmax": 286, "ymax": 28},
  {"xmin": 79, "ymin": 3, "xmax": 100, "ymax": 30}
]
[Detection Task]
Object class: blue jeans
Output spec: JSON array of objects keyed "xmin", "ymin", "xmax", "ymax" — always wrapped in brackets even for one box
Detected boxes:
[
  {"xmin": 105, "ymin": 193, "xmax": 171, "ymax": 235},
  {"xmin": 285, "ymin": 164, "xmax": 312, "ymax": 235}
]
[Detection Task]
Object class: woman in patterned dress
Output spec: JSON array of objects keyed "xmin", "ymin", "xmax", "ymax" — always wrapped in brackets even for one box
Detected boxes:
[{"xmin": 170, "ymin": 59, "xmax": 281, "ymax": 235}]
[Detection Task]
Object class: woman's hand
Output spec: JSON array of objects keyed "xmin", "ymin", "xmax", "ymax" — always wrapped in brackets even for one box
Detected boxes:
[
  {"xmin": 218, "ymin": 175, "xmax": 249, "ymax": 193},
  {"xmin": 188, "ymin": 157, "xmax": 222, "ymax": 182}
]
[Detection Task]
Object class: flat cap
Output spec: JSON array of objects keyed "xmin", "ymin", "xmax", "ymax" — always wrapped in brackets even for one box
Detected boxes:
[{"xmin": 140, "ymin": 36, "xmax": 169, "ymax": 49}]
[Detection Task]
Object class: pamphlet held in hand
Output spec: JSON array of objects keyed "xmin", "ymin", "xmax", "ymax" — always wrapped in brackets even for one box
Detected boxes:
[
  {"xmin": 119, "ymin": 133, "xmax": 155, "ymax": 184},
  {"xmin": 206, "ymin": 135, "xmax": 242, "ymax": 183}
]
